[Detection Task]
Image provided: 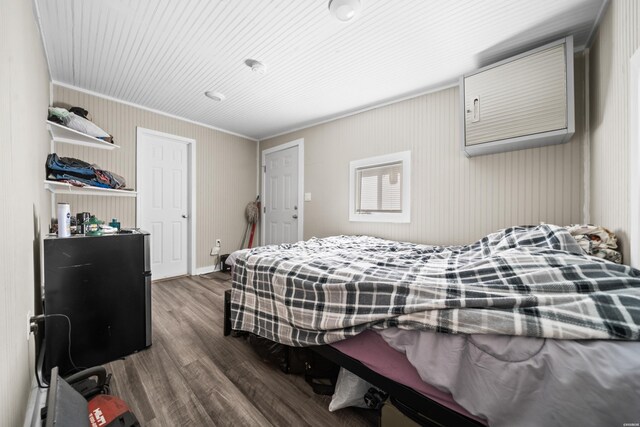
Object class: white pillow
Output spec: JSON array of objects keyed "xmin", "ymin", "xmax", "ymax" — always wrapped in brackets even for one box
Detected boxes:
[{"xmin": 63, "ymin": 113, "xmax": 110, "ymax": 138}]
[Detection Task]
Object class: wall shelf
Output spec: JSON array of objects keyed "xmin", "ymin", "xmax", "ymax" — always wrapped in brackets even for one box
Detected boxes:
[
  {"xmin": 44, "ymin": 180, "xmax": 137, "ymax": 197},
  {"xmin": 47, "ymin": 120, "xmax": 120, "ymax": 150}
]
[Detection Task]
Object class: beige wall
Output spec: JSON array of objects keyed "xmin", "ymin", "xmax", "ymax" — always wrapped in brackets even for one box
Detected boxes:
[
  {"xmin": 52, "ymin": 86, "xmax": 257, "ymax": 269},
  {"xmin": 261, "ymin": 56, "xmax": 585, "ymax": 246},
  {"xmin": 0, "ymin": 0, "xmax": 51, "ymax": 425},
  {"xmin": 589, "ymin": 0, "xmax": 640, "ymax": 264}
]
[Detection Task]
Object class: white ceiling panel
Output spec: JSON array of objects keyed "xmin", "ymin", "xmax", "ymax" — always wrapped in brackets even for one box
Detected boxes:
[{"xmin": 35, "ymin": 0, "xmax": 606, "ymax": 140}]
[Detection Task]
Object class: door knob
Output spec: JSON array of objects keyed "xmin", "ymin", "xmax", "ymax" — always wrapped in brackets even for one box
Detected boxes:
[
  {"xmin": 182, "ymin": 214, "xmax": 189, "ymax": 219},
  {"xmin": 292, "ymin": 214, "xmax": 298, "ymax": 219}
]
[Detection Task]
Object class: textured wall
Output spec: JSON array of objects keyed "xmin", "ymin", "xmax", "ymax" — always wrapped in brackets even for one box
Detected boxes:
[
  {"xmin": 52, "ymin": 86, "xmax": 257, "ymax": 269},
  {"xmin": 0, "ymin": 0, "xmax": 51, "ymax": 425},
  {"xmin": 589, "ymin": 0, "xmax": 640, "ymax": 264},
  {"xmin": 261, "ymin": 57, "xmax": 585, "ymax": 246}
]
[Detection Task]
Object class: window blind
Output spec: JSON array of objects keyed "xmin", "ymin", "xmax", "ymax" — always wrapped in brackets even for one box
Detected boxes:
[{"xmin": 355, "ymin": 161, "xmax": 402, "ymax": 213}]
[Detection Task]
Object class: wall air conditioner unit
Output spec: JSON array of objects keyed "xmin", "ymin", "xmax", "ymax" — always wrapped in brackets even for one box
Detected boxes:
[{"xmin": 460, "ymin": 36, "xmax": 574, "ymax": 157}]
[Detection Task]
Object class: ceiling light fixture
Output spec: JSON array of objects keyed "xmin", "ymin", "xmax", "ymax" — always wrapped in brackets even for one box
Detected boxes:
[
  {"xmin": 244, "ymin": 59, "xmax": 267, "ymax": 74},
  {"xmin": 328, "ymin": 0, "xmax": 361, "ymax": 22},
  {"xmin": 204, "ymin": 91, "xmax": 226, "ymax": 101}
]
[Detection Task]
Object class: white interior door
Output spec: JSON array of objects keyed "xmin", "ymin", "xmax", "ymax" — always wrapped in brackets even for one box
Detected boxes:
[
  {"xmin": 138, "ymin": 131, "xmax": 189, "ymax": 279},
  {"xmin": 264, "ymin": 145, "xmax": 301, "ymax": 245},
  {"xmin": 629, "ymin": 48, "xmax": 640, "ymax": 269}
]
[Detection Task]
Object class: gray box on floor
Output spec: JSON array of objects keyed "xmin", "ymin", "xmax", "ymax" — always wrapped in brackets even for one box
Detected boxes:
[{"xmin": 380, "ymin": 400, "xmax": 420, "ymax": 427}]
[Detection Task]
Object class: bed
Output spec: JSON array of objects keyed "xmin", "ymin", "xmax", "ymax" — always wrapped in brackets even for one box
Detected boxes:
[{"xmin": 225, "ymin": 224, "xmax": 640, "ymax": 426}]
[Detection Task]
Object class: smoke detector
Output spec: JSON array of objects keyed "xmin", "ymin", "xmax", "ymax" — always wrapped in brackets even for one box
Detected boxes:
[
  {"xmin": 328, "ymin": 0, "xmax": 361, "ymax": 22},
  {"xmin": 245, "ymin": 59, "xmax": 267, "ymax": 74},
  {"xmin": 204, "ymin": 91, "xmax": 226, "ymax": 101}
]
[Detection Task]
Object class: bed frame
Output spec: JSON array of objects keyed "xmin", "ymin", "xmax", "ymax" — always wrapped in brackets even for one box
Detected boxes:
[{"xmin": 224, "ymin": 290, "xmax": 483, "ymax": 427}]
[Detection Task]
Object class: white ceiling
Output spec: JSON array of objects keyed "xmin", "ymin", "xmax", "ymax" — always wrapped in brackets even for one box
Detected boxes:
[{"xmin": 35, "ymin": 0, "xmax": 607, "ymax": 140}]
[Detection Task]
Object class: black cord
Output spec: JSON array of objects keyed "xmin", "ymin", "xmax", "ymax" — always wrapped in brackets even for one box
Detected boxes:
[
  {"xmin": 35, "ymin": 338, "xmax": 46, "ymax": 389},
  {"xmin": 34, "ymin": 314, "xmax": 84, "ymax": 389},
  {"xmin": 45, "ymin": 314, "xmax": 81, "ymax": 372},
  {"xmin": 35, "ymin": 369, "xmax": 45, "ymax": 388}
]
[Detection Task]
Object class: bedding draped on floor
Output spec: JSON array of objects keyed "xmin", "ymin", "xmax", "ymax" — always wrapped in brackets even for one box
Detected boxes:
[
  {"xmin": 230, "ymin": 224, "xmax": 640, "ymax": 346},
  {"xmin": 378, "ymin": 327, "xmax": 640, "ymax": 427}
]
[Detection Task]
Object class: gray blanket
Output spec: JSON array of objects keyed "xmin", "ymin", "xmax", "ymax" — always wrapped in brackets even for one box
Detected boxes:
[
  {"xmin": 380, "ymin": 328, "xmax": 640, "ymax": 427},
  {"xmin": 230, "ymin": 224, "xmax": 640, "ymax": 346}
]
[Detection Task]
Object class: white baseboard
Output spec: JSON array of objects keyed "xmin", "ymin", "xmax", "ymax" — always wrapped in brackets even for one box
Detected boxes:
[{"xmin": 194, "ymin": 265, "xmax": 220, "ymax": 275}]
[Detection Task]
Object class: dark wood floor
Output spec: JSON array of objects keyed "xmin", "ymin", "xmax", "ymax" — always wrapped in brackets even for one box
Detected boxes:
[{"xmin": 105, "ymin": 273, "xmax": 377, "ymax": 426}]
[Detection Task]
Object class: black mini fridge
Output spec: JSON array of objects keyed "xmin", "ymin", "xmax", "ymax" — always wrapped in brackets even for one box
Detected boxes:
[{"xmin": 43, "ymin": 231, "xmax": 152, "ymax": 378}]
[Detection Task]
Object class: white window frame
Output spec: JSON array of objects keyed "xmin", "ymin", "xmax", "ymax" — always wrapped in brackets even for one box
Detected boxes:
[{"xmin": 349, "ymin": 151, "xmax": 411, "ymax": 223}]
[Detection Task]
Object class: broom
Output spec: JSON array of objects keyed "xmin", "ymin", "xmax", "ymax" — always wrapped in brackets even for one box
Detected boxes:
[{"xmin": 242, "ymin": 196, "xmax": 260, "ymax": 248}]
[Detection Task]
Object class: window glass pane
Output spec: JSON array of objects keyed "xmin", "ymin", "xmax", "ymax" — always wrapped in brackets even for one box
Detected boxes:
[
  {"xmin": 381, "ymin": 165, "xmax": 401, "ymax": 211},
  {"xmin": 359, "ymin": 174, "xmax": 378, "ymax": 210},
  {"xmin": 356, "ymin": 161, "xmax": 402, "ymax": 213}
]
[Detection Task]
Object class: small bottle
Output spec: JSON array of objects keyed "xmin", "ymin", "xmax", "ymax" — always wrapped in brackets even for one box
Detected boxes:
[
  {"xmin": 77, "ymin": 212, "xmax": 91, "ymax": 234},
  {"xmin": 57, "ymin": 203, "xmax": 71, "ymax": 238},
  {"xmin": 109, "ymin": 218, "xmax": 121, "ymax": 231}
]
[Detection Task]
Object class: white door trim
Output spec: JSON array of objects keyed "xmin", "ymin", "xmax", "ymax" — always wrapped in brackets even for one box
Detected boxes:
[
  {"xmin": 629, "ymin": 48, "xmax": 640, "ymax": 268},
  {"xmin": 261, "ymin": 138, "xmax": 304, "ymax": 245},
  {"xmin": 136, "ymin": 127, "xmax": 197, "ymax": 275}
]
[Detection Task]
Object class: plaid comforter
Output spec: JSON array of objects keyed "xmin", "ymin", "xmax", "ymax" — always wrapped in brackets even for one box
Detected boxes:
[{"xmin": 230, "ymin": 225, "xmax": 640, "ymax": 346}]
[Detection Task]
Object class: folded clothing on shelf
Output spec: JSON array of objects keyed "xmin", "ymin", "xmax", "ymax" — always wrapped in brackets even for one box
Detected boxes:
[{"xmin": 46, "ymin": 153, "xmax": 127, "ymax": 189}]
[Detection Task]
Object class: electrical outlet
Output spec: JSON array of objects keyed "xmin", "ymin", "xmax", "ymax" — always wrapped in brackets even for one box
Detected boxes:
[
  {"xmin": 216, "ymin": 239, "xmax": 221, "ymax": 247},
  {"xmin": 27, "ymin": 310, "xmax": 31, "ymax": 341}
]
